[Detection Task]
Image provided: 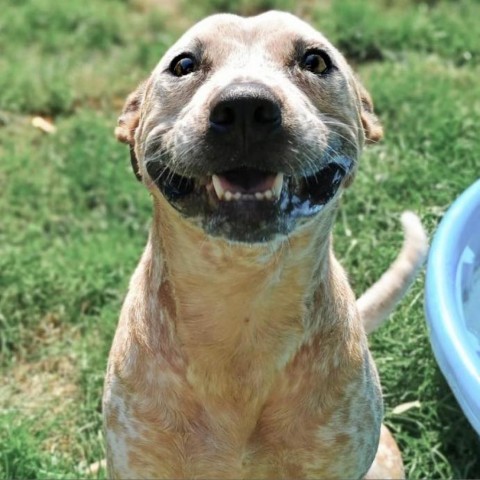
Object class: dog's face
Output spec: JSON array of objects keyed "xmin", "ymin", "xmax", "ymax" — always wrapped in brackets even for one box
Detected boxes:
[{"xmin": 116, "ymin": 12, "xmax": 382, "ymax": 243}]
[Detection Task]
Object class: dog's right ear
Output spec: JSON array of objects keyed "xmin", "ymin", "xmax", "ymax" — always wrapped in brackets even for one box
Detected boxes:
[
  {"xmin": 115, "ymin": 82, "xmax": 146, "ymax": 181},
  {"xmin": 355, "ymin": 80, "xmax": 383, "ymax": 144}
]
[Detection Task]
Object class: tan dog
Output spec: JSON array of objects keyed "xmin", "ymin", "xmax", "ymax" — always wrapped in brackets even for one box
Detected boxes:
[{"xmin": 103, "ymin": 11, "xmax": 427, "ymax": 479}]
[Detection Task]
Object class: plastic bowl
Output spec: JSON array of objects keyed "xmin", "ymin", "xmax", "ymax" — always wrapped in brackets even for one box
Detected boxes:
[{"xmin": 425, "ymin": 179, "xmax": 480, "ymax": 435}]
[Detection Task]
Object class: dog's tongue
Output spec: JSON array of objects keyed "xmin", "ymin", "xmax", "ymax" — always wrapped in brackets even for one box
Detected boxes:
[
  {"xmin": 211, "ymin": 168, "xmax": 284, "ymax": 201},
  {"xmin": 214, "ymin": 168, "xmax": 277, "ymax": 194}
]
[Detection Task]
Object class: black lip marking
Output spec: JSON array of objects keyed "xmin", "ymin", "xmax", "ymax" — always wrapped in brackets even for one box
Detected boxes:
[
  {"xmin": 300, "ymin": 162, "xmax": 348, "ymax": 205},
  {"xmin": 145, "ymin": 157, "xmax": 353, "ymax": 243},
  {"xmin": 146, "ymin": 161, "xmax": 195, "ymax": 199}
]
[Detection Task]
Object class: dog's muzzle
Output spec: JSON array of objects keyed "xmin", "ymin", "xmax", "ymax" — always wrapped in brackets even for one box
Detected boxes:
[{"xmin": 145, "ymin": 83, "xmax": 354, "ymax": 243}]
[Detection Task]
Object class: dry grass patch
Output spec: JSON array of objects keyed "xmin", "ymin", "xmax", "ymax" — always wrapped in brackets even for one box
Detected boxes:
[{"xmin": 2, "ymin": 354, "xmax": 79, "ymax": 453}]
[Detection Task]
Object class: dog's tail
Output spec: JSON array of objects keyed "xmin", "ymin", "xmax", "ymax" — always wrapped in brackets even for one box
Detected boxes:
[{"xmin": 358, "ymin": 211, "xmax": 429, "ymax": 334}]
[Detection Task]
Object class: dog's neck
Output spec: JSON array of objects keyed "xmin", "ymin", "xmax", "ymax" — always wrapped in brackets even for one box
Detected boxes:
[
  {"xmin": 151, "ymin": 198, "xmax": 335, "ymax": 316},
  {"xmin": 142, "ymin": 196, "xmax": 343, "ymax": 402}
]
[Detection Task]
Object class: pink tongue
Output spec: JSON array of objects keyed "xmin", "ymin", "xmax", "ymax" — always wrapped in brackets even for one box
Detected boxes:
[{"xmin": 217, "ymin": 171, "xmax": 276, "ymax": 194}]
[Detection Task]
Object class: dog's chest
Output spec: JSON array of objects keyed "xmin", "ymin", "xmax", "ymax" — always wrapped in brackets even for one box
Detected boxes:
[{"xmin": 104, "ymin": 345, "xmax": 381, "ymax": 479}]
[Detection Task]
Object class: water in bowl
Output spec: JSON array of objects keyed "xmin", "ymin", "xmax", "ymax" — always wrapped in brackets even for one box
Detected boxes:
[
  {"xmin": 459, "ymin": 233, "xmax": 480, "ymax": 352},
  {"xmin": 463, "ymin": 261, "xmax": 480, "ymax": 354}
]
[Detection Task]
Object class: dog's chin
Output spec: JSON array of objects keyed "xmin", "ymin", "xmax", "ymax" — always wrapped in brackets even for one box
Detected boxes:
[{"xmin": 146, "ymin": 160, "xmax": 352, "ymax": 243}]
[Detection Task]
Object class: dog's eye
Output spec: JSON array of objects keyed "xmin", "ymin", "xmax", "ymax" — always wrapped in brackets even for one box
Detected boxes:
[
  {"xmin": 170, "ymin": 55, "xmax": 196, "ymax": 77},
  {"xmin": 301, "ymin": 51, "xmax": 332, "ymax": 75}
]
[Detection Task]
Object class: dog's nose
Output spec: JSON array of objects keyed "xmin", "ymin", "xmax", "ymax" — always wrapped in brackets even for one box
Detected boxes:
[{"xmin": 209, "ymin": 83, "xmax": 282, "ymax": 143}]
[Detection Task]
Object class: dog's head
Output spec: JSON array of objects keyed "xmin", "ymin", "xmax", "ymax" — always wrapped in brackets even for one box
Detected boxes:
[{"xmin": 116, "ymin": 12, "xmax": 382, "ymax": 243}]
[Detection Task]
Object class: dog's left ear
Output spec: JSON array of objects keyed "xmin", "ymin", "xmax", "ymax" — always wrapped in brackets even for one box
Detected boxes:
[
  {"xmin": 356, "ymin": 80, "xmax": 383, "ymax": 144},
  {"xmin": 115, "ymin": 81, "xmax": 146, "ymax": 181},
  {"xmin": 343, "ymin": 78, "xmax": 383, "ymax": 188}
]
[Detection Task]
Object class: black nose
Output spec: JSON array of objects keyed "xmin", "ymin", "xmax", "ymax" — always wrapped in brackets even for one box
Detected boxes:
[{"xmin": 209, "ymin": 83, "xmax": 282, "ymax": 144}]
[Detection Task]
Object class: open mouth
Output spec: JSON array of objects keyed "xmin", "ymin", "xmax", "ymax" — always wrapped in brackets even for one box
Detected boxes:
[
  {"xmin": 211, "ymin": 169, "xmax": 283, "ymax": 201},
  {"xmin": 147, "ymin": 161, "xmax": 351, "ymax": 242},
  {"xmin": 150, "ymin": 164, "xmax": 347, "ymax": 205}
]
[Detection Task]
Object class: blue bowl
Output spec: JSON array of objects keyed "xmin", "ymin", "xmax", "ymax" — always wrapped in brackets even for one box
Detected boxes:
[{"xmin": 425, "ymin": 179, "xmax": 480, "ymax": 435}]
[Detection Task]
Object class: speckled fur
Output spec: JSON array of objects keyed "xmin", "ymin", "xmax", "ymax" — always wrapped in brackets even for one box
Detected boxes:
[{"xmin": 104, "ymin": 12, "xmax": 410, "ymax": 479}]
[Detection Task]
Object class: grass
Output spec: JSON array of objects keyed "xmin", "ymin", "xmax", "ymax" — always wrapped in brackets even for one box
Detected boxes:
[{"xmin": 1, "ymin": 0, "xmax": 479, "ymax": 477}]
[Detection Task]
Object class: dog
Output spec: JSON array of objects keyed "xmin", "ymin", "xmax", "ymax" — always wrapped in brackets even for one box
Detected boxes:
[{"xmin": 103, "ymin": 11, "xmax": 428, "ymax": 479}]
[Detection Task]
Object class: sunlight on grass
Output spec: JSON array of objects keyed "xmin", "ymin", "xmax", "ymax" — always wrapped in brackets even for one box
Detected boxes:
[{"xmin": 1, "ymin": 0, "xmax": 479, "ymax": 478}]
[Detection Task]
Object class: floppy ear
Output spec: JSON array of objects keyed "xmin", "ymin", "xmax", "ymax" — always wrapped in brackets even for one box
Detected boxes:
[
  {"xmin": 115, "ymin": 82, "xmax": 146, "ymax": 181},
  {"xmin": 343, "ymin": 78, "xmax": 383, "ymax": 189},
  {"xmin": 356, "ymin": 81, "xmax": 383, "ymax": 144}
]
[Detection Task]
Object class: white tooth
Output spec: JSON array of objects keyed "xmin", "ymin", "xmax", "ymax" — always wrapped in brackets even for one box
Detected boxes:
[
  {"xmin": 255, "ymin": 192, "xmax": 265, "ymax": 200},
  {"xmin": 224, "ymin": 191, "xmax": 233, "ymax": 201},
  {"xmin": 264, "ymin": 190, "xmax": 273, "ymax": 200},
  {"xmin": 212, "ymin": 175, "xmax": 225, "ymax": 200},
  {"xmin": 233, "ymin": 192, "xmax": 242, "ymax": 200},
  {"xmin": 272, "ymin": 173, "xmax": 284, "ymax": 198}
]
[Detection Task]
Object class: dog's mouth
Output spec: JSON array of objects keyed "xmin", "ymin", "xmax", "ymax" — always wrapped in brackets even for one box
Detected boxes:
[
  {"xmin": 147, "ymin": 162, "xmax": 351, "ymax": 242},
  {"xmin": 211, "ymin": 169, "xmax": 283, "ymax": 201},
  {"xmin": 150, "ymin": 164, "xmax": 348, "ymax": 205}
]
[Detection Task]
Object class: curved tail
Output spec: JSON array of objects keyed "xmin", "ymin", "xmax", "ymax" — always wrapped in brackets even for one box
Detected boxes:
[{"xmin": 358, "ymin": 212, "xmax": 429, "ymax": 334}]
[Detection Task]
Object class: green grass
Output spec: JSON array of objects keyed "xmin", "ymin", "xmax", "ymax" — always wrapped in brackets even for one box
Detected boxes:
[{"xmin": 1, "ymin": 0, "xmax": 479, "ymax": 477}]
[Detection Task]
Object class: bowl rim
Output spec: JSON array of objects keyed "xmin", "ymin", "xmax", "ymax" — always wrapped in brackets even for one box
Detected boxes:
[{"xmin": 425, "ymin": 178, "xmax": 480, "ymax": 435}]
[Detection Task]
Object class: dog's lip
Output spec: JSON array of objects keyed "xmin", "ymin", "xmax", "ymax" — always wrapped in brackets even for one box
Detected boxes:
[
  {"xmin": 149, "ymin": 162, "xmax": 350, "ymax": 203},
  {"xmin": 146, "ymin": 158, "xmax": 353, "ymax": 216}
]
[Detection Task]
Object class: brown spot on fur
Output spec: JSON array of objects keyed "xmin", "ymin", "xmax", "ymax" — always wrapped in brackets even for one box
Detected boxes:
[
  {"xmin": 158, "ymin": 279, "xmax": 177, "ymax": 320},
  {"xmin": 105, "ymin": 404, "xmax": 121, "ymax": 433}
]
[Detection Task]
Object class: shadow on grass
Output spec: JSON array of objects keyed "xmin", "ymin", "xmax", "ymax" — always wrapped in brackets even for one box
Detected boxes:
[{"xmin": 432, "ymin": 369, "xmax": 480, "ymax": 478}]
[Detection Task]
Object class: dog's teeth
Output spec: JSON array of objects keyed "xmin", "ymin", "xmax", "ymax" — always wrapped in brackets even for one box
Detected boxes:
[
  {"xmin": 272, "ymin": 173, "xmax": 284, "ymax": 198},
  {"xmin": 212, "ymin": 175, "xmax": 283, "ymax": 202},
  {"xmin": 212, "ymin": 174, "xmax": 225, "ymax": 200}
]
